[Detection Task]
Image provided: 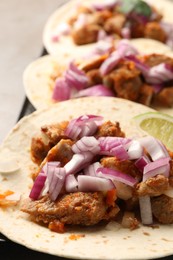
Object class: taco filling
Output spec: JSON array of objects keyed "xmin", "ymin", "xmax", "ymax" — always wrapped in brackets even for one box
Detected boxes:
[
  {"xmin": 52, "ymin": 0, "xmax": 173, "ymax": 48},
  {"xmin": 21, "ymin": 114, "xmax": 173, "ymax": 233},
  {"xmin": 52, "ymin": 40, "xmax": 173, "ymax": 108}
]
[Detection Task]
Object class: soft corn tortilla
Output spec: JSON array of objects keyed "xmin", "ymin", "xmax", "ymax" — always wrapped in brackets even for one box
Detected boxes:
[
  {"xmin": 0, "ymin": 96, "xmax": 173, "ymax": 260},
  {"xmin": 23, "ymin": 40, "xmax": 173, "ymax": 116},
  {"xmin": 43, "ymin": 0, "xmax": 173, "ymax": 57}
]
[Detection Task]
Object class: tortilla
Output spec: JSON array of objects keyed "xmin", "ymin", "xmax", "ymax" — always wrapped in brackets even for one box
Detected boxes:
[
  {"xmin": 43, "ymin": 0, "xmax": 173, "ymax": 57},
  {"xmin": 0, "ymin": 96, "xmax": 173, "ymax": 260}
]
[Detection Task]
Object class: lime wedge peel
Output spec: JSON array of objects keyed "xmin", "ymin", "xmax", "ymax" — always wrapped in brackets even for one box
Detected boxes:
[{"xmin": 132, "ymin": 112, "xmax": 173, "ymax": 151}]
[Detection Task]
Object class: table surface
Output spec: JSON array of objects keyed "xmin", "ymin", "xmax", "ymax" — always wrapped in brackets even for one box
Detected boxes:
[
  {"xmin": 0, "ymin": 0, "xmax": 68, "ymax": 145},
  {"xmin": 1, "ymin": 0, "xmax": 173, "ymax": 259}
]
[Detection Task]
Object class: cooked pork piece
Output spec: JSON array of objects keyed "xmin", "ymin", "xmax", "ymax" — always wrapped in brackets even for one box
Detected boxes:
[
  {"xmin": 138, "ymin": 84, "xmax": 154, "ymax": 106},
  {"xmin": 144, "ymin": 22, "xmax": 167, "ymax": 43},
  {"xmin": 151, "ymin": 195, "xmax": 173, "ymax": 224},
  {"xmin": 86, "ymin": 69, "xmax": 103, "ymax": 86},
  {"xmin": 31, "ymin": 121, "xmax": 69, "ymax": 164},
  {"xmin": 41, "ymin": 121, "xmax": 69, "ymax": 144},
  {"xmin": 71, "ymin": 24, "xmax": 100, "ymax": 45},
  {"xmin": 96, "ymin": 121, "xmax": 125, "ymax": 138},
  {"xmin": 135, "ymin": 175, "xmax": 169, "ymax": 197},
  {"xmin": 141, "ymin": 54, "xmax": 173, "ymax": 68},
  {"xmin": 154, "ymin": 87, "xmax": 173, "ymax": 107},
  {"xmin": 109, "ymin": 61, "xmax": 142, "ymax": 101},
  {"xmin": 22, "ymin": 192, "xmax": 120, "ymax": 229},
  {"xmin": 104, "ymin": 14, "xmax": 126, "ymax": 35}
]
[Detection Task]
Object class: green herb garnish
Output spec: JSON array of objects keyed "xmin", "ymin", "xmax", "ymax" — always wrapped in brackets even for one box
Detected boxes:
[{"xmin": 119, "ymin": 0, "xmax": 152, "ymax": 17}]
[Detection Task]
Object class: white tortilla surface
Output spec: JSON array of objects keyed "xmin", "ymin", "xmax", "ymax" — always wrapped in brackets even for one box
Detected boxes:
[
  {"xmin": 0, "ymin": 97, "xmax": 173, "ymax": 259},
  {"xmin": 43, "ymin": 0, "xmax": 173, "ymax": 57}
]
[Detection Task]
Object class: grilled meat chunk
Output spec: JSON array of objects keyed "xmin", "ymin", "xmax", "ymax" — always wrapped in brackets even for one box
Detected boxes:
[
  {"xmin": 31, "ymin": 121, "xmax": 69, "ymax": 164},
  {"xmin": 22, "ymin": 192, "xmax": 119, "ymax": 227},
  {"xmin": 144, "ymin": 22, "xmax": 167, "ymax": 43},
  {"xmin": 151, "ymin": 195, "xmax": 173, "ymax": 224},
  {"xmin": 96, "ymin": 121, "xmax": 125, "ymax": 138},
  {"xmin": 109, "ymin": 61, "xmax": 142, "ymax": 101},
  {"xmin": 71, "ymin": 24, "xmax": 100, "ymax": 45},
  {"xmin": 135, "ymin": 175, "xmax": 169, "ymax": 197}
]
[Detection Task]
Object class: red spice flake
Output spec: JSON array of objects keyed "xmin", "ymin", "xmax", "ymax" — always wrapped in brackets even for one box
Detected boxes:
[
  {"xmin": 106, "ymin": 189, "xmax": 117, "ymax": 206},
  {"xmin": 69, "ymin": 234, "xmax": 85, "ymax": 240},
  {"xmin": 48, "ymin": 220, "xmax": 65, "ymax": 233}
]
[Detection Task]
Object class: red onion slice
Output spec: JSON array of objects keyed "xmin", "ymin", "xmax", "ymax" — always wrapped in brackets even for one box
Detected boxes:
[
  {"xmin": 78, "ymin": 175, "xmax": 114, "ymax": 192},
  {"xmin": 64, "ymin": 62, "xmax": 88, "ymax": 91},
  {"xmin": 139, "ymin": 136, "xmax": 170, "ymax": 161},
  {"xmin": 65, "ymin": 174, "xmax": 78, "ymax": 192},
  {"xmin": 83, "ymin": 162, "xmax": 102, "ymax": 177},
  {"xmin": 143, "ymin": 157, "xmax": 170, "ymax": 181},
  {"xmin": 135, "ymin": 155, "xmax": 150, "ymax": 172},
  {"xmin": 139, "ymin": 196, "xmax": 153, "ymax": 225},
  {"xmin": 73, "ymin": 85, "xmax": 115, "ymax": 98},
  {"xmin": 48, "ymin": 167, "xmax": 66, "ymax": 201},
  {"xmin": 65, "ymin": 115, "xmax": 103, "ymax": 139},
  {"xmin": 64, "ymin": 152, "xmax": 93, "ymax": 175},
  {"xmin": 97, "ymin": 167, "xmax": 137, "ymax": 187},
  {"xmin": 127, "ymin": 140, "xmax": 143, "ymax": 160},
  {"xmin": 92, "ymin": 0, "xmax": 118, "ymax": 11},
  {"xmin": 72, "ymin": 136, "xmax": 100, "ymax": 154},
  {"xmin": 52, "ymin": 78, "xmax": 71, "ymax": 101},
  {"xmin": 29, "ymin": 171, "xmax": 47, "ymax": 200}
]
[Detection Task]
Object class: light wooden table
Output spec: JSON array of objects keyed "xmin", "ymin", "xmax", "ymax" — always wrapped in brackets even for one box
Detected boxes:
[{"xmin": 0, "ymin": 0, "xmax": 68, "ymax": 144}]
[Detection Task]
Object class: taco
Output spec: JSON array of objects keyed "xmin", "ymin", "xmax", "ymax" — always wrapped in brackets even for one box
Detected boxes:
[
  {"xmin": 0, "ymin": 97, "xmax": 173, "ymax": 259},
  {"xmin": 43, "ymin": 0, "xmax": 173, "ymax": 57},
  {"xmin": 23, "ymin": 39, "xmax": 173, "ymax": 116}
]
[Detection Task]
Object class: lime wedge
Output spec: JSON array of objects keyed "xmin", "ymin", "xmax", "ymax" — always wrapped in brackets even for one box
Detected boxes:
[{"xmin": 133, "ymin": 112, "xmax": 173, "ymax": 151}]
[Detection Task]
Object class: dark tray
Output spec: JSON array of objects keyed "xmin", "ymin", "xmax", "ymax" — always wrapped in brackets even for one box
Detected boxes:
[{"xmin": 0, "ymin": 48, "xmax": 173, "ymax": 260}]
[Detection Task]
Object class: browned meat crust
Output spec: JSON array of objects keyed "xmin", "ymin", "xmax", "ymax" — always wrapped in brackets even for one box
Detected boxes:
[
  {"xmin": 96, "ymin": 121, "xmax": 125, "ymax": 138},
  {"xmin": 136, "ymin": 175, "xmax": 169, "ymax": 197},
  {"xmin": 109, "ymin": 61, "xmax": 142, "ymax": 101},
  {"xmin": 31, "ymin": 121, "xmax": 69, "ymax": 164},
  {"xmin": 144, "ymin": 22, "xmax": 167, "ymax": 43},
  {"xmin": 21, "ymin": 192, "xmax": 119, "ymax": 226},
  {"xmin": 151, "ymin": 195, "xmax": 173, "ymax": 224}
]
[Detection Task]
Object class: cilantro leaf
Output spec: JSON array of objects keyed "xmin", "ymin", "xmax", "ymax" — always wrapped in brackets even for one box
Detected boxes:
[{"xmin": 119, "ymin": 0, "xmax": 152, "ymax": 17}]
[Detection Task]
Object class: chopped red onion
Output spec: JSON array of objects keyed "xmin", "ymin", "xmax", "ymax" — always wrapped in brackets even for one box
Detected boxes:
[
  {"xmin": 92, "ymin": 0, "xmax": 118, "ymax": 11},
  {"xmin": 100, "ymin": 40, "xmax": 138, "ymax": 75},
  {"xmin": 48, "ymin": 167, "xmax": 66, "ymax": 201},
  {"xmin": 125, "ymin": 55, "xmax": 149, "ymax": 74},
  {"xmin": 97, "ymin": 167, "xmax": 137, "ymax": 187},
  {"xmin": 74, "ymin": 85, "xmax": 115, "ymax": 98},
  {"xmin": 64, "ymin": 152, "xmax": 93, "ymax": 175},
  {"xmin": 121, "ymin": 27, "xmax": 131, "ymax": 39},
  {"xmin": 127, "ymin": 140, "xmax": 143, "ymax": 160},
  {"xmin": 52, "ymin": 78, "xmax": 71, "ymax": 101},
  {"xmin": 143, "ymin": 157, "xmax": 170, "ymax": 181},
  {"xmin": 97, "ymin": 30, "xmax": 108, "ymax": 41},
  {"xmin": 135, "ymin": 155, "xmax": 150, "ymax": 172},
  {"xmin": 65, "ymin": 115, "xmax": 103, "ymax": 139},
  {"xmin": 139, "ymin": 136, "xmax": 170, "ymax": 161},
  {"xmin": 99, "ymin": 136, "xmax": 131, "ymax": 159},
  {"xmin": 64, "ymin": 62, "xmax": 88, "ymax": 91},
  {"xmin": 78, "ymin": 175, "xmax": 114, "ymax": 192},
  {"xmin": 144, "ymin": 63, "xmax": 173, "ymax": 84},
  {"xmin": 139, "ymin": 196, "xmax": 153, "ymax": 225},
  {"xmin": 72, "ymin": 136, "xmax": 100, "ymax": 154},
  {"xmin": 65, "ymin": 174, "xmax": 78, "ymax": 192},
  {"xmin": 29, "ymin": 171, "xmax": 47, "ymax": 200},
  {"xmin": 83, "ymin": 162, "xmax": 102, "ymax": 177}
]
